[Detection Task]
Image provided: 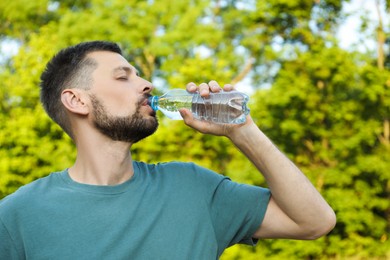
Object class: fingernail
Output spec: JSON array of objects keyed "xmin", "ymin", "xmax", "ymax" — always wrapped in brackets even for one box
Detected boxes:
[{"xmin": 200, "ymin": 89, "xmax": 208, "ymax": 95}]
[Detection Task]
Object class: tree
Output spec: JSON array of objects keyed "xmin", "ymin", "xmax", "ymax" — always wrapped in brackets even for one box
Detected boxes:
[
  {"xmin": 249, "ymin": 45, "xmax": 389, "ymax": 258},
  {"xmin": 0, "ymin": 0, "xmax": 251, "ymax": 198}
]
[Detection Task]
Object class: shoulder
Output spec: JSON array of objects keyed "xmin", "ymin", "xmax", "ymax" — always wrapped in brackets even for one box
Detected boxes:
[{"xmin": 0, "ymin": 172, "xmax": 60, "ymax": 215}]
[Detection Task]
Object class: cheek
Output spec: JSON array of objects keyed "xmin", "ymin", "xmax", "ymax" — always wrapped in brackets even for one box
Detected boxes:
[
  {"xmin": 110, "ymin": 96, "xmax": 139, "ymax": 117},
  {"xmin": 92, "ymin": 82, "xmax": 139, "ymax": 115}
]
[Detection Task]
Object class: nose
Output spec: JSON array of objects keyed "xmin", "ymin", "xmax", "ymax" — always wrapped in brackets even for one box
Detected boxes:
[{"xmin": 139, "ymin": 77, "xmax": 154, "ymax": 94}]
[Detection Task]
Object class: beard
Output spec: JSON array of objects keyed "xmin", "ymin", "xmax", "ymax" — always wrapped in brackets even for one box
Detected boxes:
[{"xmin": 89, "ymin": 94, "xmax": 158, "ymax": 143}]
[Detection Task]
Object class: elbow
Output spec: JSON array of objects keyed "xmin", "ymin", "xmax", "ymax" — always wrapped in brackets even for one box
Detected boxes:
[{"xmin": 304, "ymin": 209, "xmax": 337, "ymax": 240}]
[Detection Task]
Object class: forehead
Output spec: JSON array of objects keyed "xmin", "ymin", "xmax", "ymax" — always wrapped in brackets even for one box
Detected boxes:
[{"xmin": 87, "ymin": 51, "xmax": 136, "ymax": 72}]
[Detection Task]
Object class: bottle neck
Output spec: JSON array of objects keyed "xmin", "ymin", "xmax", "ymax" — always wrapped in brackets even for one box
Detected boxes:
[{"xmin": 148, "ymin": 96, "xmax": 159, "ymax": 111}]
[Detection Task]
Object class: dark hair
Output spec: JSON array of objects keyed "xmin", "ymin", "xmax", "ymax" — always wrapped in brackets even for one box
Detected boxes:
[{"xmin": 40, "ymin": 41, "xmax": 122, "ymax": 137}]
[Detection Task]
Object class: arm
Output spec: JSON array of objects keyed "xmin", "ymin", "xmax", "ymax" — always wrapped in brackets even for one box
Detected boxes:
[{"xmin": 180, "ymin": 81, "xmax": 336, "ymax": 240}]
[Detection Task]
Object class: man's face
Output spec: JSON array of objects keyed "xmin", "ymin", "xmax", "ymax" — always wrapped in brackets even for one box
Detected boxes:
[
  {"xmin": 86, "ymin": 51, "xmax": 158, "ymax": 143},
  {"xmin": 90, "ymin": 93, "xmax": 158, "ymax": 143}
]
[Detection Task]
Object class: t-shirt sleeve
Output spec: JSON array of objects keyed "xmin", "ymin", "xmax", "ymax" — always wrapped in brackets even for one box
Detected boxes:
[
  {"xmin": 0, "ymin": 218, "xmax": 21, "ymax": 259},
  {"xmin": 192, "ymin": 164, "xmax": 271, "ymax": 250}
]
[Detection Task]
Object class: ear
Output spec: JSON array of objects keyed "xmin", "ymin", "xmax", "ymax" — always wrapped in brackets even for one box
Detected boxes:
[{"xmin": 61, "ymin": 89, "xmax": 89, "ymax": 115}]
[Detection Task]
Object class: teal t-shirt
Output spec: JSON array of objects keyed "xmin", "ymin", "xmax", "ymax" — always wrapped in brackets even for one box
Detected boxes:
[{"xmin": 0, "ymin": 161, "xmax": 270, "ymax": 259}]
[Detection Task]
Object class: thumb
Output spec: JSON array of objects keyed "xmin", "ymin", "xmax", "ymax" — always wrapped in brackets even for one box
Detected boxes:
[
  {"xmin": 179, "ymin": 108, "xmax": 215, "ymax": 134},
  {"xmin": 179, "ymin": 108, "xmax": 193, "ymax": 123}
]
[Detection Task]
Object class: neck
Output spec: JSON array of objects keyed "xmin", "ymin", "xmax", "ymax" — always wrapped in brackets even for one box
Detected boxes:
[{"xmin": 69, "ymin": 137, "xmax": 134, "ymax": 186}]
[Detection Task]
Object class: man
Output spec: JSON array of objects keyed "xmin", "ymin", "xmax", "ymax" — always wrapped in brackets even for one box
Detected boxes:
[{"xmin": 0, "ymin": 41, "xmax": 336, "ymax": 259}]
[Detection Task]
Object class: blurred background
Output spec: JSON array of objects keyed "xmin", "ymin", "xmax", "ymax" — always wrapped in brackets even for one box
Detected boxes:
[{"xmin": 0, "ymin": 0, "xmax": 389, "ymax": 259}]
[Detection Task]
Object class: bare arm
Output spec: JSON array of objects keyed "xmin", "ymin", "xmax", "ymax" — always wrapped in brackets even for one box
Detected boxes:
[
  {"xmin": 227, "ymin": 120, "xmax": 336, "ymax": 239},
  {"xmin": 180, "ymin": 81, "xmax": 336, "ymax": 240}
]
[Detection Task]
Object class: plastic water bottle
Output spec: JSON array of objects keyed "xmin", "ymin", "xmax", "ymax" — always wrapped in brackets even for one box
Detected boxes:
[{"xmin": 148, "ymin": 89, "xmax": 250, "ymax": 124}]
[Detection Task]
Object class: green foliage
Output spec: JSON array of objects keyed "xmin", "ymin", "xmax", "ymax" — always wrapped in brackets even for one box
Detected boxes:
[
  {"xmin": 1, "ymin": 0, "xmax": 389, "ymax": 258},
  {"xmin": 247, "ymin": 45, "xmax": 390, "ymax": 258}
]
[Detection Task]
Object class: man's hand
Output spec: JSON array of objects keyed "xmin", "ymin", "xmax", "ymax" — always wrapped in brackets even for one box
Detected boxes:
[
  {"xmin": 181, "ymin": 80, "xmax": 336, "ymax": 240},
  {"xmin": 179, "ymin": 80, "xmax": 253, "ymax": 137}
]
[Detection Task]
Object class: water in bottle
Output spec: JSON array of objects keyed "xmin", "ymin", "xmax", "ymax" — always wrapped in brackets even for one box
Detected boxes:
[{"xmin": 148, "ymin": 89, "xmax": 250, "ymax": 124}]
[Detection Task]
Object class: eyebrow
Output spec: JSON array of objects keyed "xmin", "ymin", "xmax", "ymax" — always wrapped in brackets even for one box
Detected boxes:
[{"xmin": 112, "ymin": 66, "xmax": 139, "ymax": 76}]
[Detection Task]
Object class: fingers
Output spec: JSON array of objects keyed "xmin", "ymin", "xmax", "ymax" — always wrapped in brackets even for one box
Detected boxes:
[
  {"xmin": 222, "ymin": 83, "xmax": 234, "ymax": 92},
  {"xmin": 208, "ymin": 80, "xmax": 222, "ymax": 93},
  {"xmin": 198, "ymin": 83, "xmax": 210, "ymax": 96},
  {"xmin": 186, "ymin": 80, "xmax": 234, "ymax": 97},
  {"xmin": 186, "ymin": 82, "xmax": 197, "ymax": 92}
]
